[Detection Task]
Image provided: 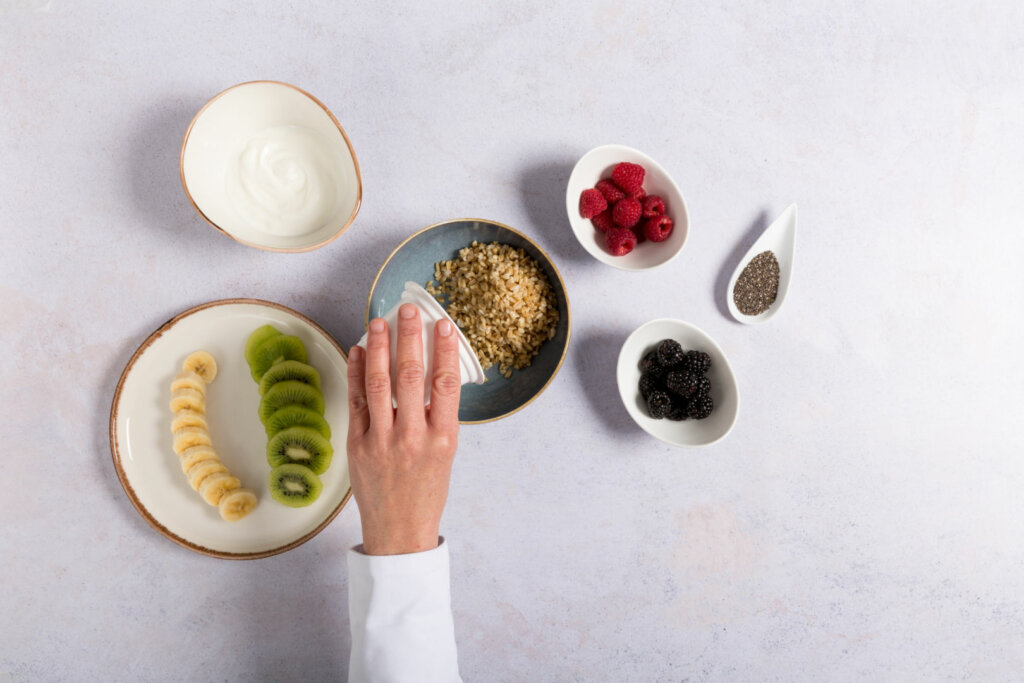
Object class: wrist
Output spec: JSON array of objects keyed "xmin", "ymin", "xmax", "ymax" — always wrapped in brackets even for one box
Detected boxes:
[{"xmin": 361, "ymin": 521, "xmax": 440, "ymax": 556}]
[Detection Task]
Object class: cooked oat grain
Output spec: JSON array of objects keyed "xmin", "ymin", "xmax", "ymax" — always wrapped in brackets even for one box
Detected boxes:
[{"xmin": 426, "ymin": 241, "xmax": 559, "ymax": 378}]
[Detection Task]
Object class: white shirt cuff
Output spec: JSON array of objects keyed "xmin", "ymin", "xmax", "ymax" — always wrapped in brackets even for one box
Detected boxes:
[{"xmin": 348, "ymin": 537, "xmax": 461, "ymax": 683}]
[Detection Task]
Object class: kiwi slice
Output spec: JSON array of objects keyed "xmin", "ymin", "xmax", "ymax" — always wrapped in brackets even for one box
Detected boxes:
[
  {"xmin": 249, "ymin": 335, "xmax": 308, "ymax": 382},
  {"xmin": 264, "ymin": 405, "xmax": 332, "ymax": 440},
  {"xmin": 266, "ymin": 426, "xmax": 333, "ymax": 474},
  {"xmin": 245, "ymin": 325, "xmax": 281, "ymax": 366},
  {"xmin": 269, "ymin": 463, "xmax": 322, "ymax": 508},
  {"xmin": 258, "ymin": 359, "xmax": 322, "ymax": 396},
  {"xmin": 258, "ymin": 380, "xmax": 325, "ymax": 423}
]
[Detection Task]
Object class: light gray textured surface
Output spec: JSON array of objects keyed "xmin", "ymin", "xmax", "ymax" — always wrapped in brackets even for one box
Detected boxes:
[{"xmin": 3, "ymin": 2, "xmax": 1023, "ymax": 681}]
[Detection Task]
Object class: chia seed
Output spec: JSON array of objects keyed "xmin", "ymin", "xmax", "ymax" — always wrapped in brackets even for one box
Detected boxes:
[{"xmin": 733, "ymin": 250, "xmax": 780, "ymax": 316}]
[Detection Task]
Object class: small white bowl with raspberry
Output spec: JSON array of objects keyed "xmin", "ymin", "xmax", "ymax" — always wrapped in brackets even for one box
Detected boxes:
[{"xmin": 566, "ymin": 144, "xmax": 688, "ymax": 270}]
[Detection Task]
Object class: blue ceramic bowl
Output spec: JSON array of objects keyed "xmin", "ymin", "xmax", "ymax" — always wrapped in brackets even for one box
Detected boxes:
[{"xmin": 366, "ymin": 218, "xmax": 571, "ymax": 423}]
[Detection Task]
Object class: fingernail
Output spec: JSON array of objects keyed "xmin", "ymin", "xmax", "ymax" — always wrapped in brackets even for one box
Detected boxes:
[
  {"xmin": 350, "ymin": 346, "xmax": 363, "ymax": 361},
  {"xmin": 399, "ymin": 303, "xmax": 416, "ymax": 319},
  {"xmin": 370, "ymin": 318, "xmax": 386, "ymax": 333},
  {"xmin": 438, "ymin": 319, "xmax": 453, "ymax": 337}
]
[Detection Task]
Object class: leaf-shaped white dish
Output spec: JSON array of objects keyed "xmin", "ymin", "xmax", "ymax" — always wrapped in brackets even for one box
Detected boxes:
[{"xmin": 726, "ymin": 203, "xmax": 797, "ymax": 324}]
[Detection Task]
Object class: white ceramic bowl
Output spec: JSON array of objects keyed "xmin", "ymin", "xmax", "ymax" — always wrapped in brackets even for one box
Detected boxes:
[
  {"xmin": 180, "ymin": 81, "xmax": 362, "ymax": 252},
  {"xmin": 356, "ymin": 281, "xmax": 485, "ymax": 406},
  {"xmin": 565, "ymin": 144, "xmax": 688, "ymax": 271},
  {"xmin": 616, "ymin": 318, "xmax": 739, "ymax": 447}
]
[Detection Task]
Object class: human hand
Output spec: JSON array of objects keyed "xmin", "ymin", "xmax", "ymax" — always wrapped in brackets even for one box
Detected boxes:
[{"xmin": 347, "ymin": 303, "xmax": 462, "ymax": 555}]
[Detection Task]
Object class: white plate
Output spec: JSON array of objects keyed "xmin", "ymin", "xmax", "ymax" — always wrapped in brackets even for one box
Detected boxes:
[
  {"xmin": 616, "ymin": 318, "xmax": 739, "ymax": 447},
  {"xmin": 110, "ymin": 299, "xmax": 351, "ymax": 559}
]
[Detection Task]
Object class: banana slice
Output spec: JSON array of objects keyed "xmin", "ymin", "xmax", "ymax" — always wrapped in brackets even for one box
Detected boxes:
[
  {"xmin": 170, "ymin": 370, "xmax": 207, "ymax": 396},
  {"xmin": 218, "ymin": 488, "xmax": 258, "ymax": 521},
  {"xmin": 183, "ymin": 351, "xmax": 218, "ymax": 383},
  {"xmin": 171, "ymin": 409, "xmax": 209, "ymax": 433},
  {"xmin": 199, "ymin": 473, "xmax": 241, "ymax": 506},
  {"xmin": 169, "ymin": 388, "xmax": 205, "ymax": 414},
  {"xmin": 172, "ymin": 428, "xmax": 212, "ymax": 455},
  {"xmin": 169, "ymin": 350, "xmax": 258, "ymax": 517},
  {"xmin": 187, "ymin": 460, "xmax": 228, "ymax": 492},
  {"xmin": 179, "ymin": 445, "xmax": 219, "ymax": 473}
]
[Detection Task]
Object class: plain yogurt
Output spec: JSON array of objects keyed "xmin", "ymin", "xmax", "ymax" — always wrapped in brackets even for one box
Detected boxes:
[{"xmin": 226, "ymin": 124, "xmax": 342, "ymax": 237}]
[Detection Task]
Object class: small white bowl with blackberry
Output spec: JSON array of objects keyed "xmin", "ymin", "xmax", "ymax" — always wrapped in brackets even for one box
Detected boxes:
[{"xmin": 616, "ymin": 319, "xmax": 739, "ymax": 447}]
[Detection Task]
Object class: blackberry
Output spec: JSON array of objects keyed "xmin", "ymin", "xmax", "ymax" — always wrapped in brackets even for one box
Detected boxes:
[
  {"xmin": 665, "ymin": 369, "xmax": 699, "ymax": 398},
  {"xmin": 684, "ymin": 350, "xmax": 711, "ymax": 375},
  {"xmin": 639, "ymin": 349, "xmax": 664, "ymax": 377},
  {"xmin": 695, "ymin": 376, "xmax": 712, "ymax": 397},
  {"xmin": 656, "ymin": 339, "xmax": 686, "ymax": 367},
  {"xmin": 666, "ymin": 397, "xmax": 689, "ymax": 421},
  {"xmin": 646, "ymin": 390, "xmax": 672, "ymax": 419},
  {"xmin": 688, "ymin": 394, "xmax": 714, "ymax": 420},
  {"xmin": 638, "ymin": 372, "xmax": 660, "ymax": 400}
]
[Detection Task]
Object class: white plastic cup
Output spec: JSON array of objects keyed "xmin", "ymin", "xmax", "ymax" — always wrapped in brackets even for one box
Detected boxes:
[{"xmin": 357, "ymin": 281, "xmax": 485, "ymax": 405}]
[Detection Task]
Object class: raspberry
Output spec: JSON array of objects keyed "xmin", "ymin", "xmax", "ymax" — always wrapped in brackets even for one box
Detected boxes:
[
  {"xmin": 579, "ymin": 188, "xmax": 607, "ymax": 219},
  {"xmin": 591, "ymin": 210, "xmax": 615, "ymax": 233},
  {"xmin": 630, "ymin": 225, "xmax": 646, "ymax": 244},
  {"xmin": 611, "ymin": 162, "xmax": 645, "ymax": 195},
  {"xmin": 595, "ymin": 179, "xmax": 625, "ymax": 204},
  {"xmin": 612, "ymin": 197, "xmax": 642, "ymax": 228},
  {"xmin": 605, "ymin": 227, "xmax": 637, "ymax": 256},
  {"xmin": 643, "ymin": 215, "xmax": 673, "ymax": 242},
  {"xmin": 632, "ymin": 186, "xmax": 647, "ymax": 201},
  {"xmin": 642, "ymin": 195, "xmax": 666, "ymax": 218}
]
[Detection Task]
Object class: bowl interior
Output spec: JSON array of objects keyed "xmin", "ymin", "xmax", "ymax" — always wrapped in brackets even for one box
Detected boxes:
[
  {"xmin": 566, "ymin": 144, "xmax": 688, "ymax": 271},
  {"xmin": 367, "ymin": 219, "xmax": 570, "ymax": 423},
  {"xmin": 617, "ymin": 319, "xmax": 739, "ymax": 447},
  {"xmin": 181, "ymin": 81, "xmax": 361, "ymax": 251}
]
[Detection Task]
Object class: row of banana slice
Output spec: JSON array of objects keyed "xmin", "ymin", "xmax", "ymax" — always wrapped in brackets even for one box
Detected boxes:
[{"xmin": 169, "ymin": 351, "xmax": 258, "ymax": 522}]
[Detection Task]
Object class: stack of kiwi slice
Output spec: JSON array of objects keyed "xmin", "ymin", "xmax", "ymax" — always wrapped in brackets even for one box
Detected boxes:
[{"xmin": 245, "ymin": 325, "xmax": 333, "ymax": 508}]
